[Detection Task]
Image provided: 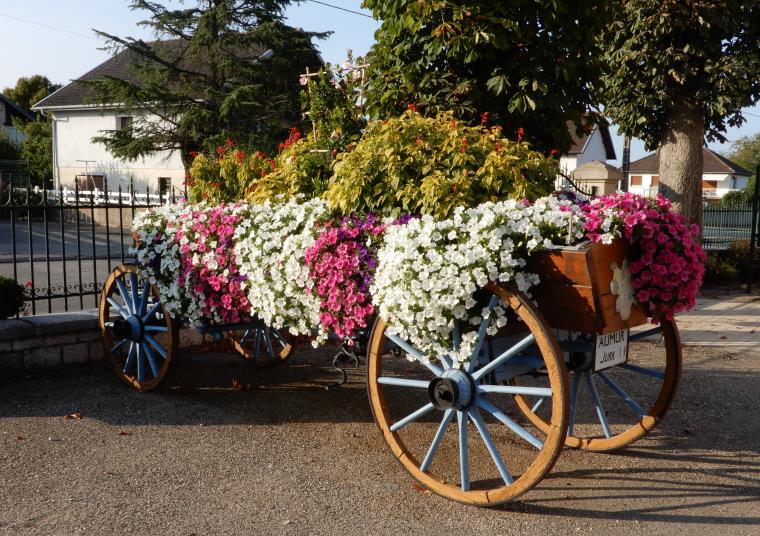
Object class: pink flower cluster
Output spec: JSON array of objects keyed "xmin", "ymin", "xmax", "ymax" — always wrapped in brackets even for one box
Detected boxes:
[
  {"xmin": 305, "ymin": 214, "xmax": 386, "ymax": 341},
  {"xmin": 583, "ymin": 193, "xmax": 706, "ymax": 321},
  {"xmin": 176, "ymin": 205, "xmax": 250, "ymax": 324}
]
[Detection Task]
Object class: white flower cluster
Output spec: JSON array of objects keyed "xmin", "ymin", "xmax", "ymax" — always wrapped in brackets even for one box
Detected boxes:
[
  {"xmin": 371, "ymin": 196, "xmax": 583, "ymax": 366},
  {"xmin": 130, "ymin": 202, "xmax": 191, "ymax": 320},
  {"xmin": 234, "ymin": 197, "xmax": 328, "ymax": 339}
]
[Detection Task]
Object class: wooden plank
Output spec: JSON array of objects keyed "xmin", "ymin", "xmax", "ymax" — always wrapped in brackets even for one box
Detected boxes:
[{"xmin": 530, "ymin": 283, "xmax": 600, "ymax": 332}]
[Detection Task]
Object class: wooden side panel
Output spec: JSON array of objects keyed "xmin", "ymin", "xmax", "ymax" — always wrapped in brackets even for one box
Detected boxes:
[
  {"xmin": 529, "ymin": 283, "xmax": 600, "ymax": 333},
  {"xmin": 528, "ymin": 247, "xmax": 592, "ymax": 286}
]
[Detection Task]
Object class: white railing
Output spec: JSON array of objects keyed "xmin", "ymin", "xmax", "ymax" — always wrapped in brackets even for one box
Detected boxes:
[{"xmin": 32, "ymin": 186, "xmax": 180, "ymax": 206}]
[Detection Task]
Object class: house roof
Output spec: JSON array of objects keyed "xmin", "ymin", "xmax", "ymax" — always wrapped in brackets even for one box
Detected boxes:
[
  {"xmin": 628, "ymin": 147, "xmax": 752, "ymax": 176},
  {"xmin": 0, "ymin": 93, "xmax": 34, "ymax": 121},
  {"xmin": 33, "ymin": 39, "xmax": 270, "ymax": 110},
  {"xmin": 566, "ymin": 118, "xmax": 617, "ymax": 160}
]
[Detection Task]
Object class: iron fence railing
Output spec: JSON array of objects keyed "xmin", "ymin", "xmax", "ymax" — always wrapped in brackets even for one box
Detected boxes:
[
  {"xmin": 702, "ymin": 202, "xmax": 756, "ymax": 251},
  {"xmin": 0, "ymin": 180, "xmax": 185, "ymax": 315}
]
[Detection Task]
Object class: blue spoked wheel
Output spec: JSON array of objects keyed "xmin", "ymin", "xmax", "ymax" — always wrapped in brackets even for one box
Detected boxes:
[
  {"xmin": 99, "ymin": 265, "xmax": 178, "ymax": 392},
  {"xmin": 228, "ymin": 326, "xmax": 295, "ymax": 367},
  {"xmin": 366, "ymin": 283, "xmax": 570, "ymax": 506},
  {"xmin": 511, "ymin": 321, "xmax": 682, "ymax": 451}
]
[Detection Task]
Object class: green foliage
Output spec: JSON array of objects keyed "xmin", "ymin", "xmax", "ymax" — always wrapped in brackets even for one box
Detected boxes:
[
  {"xmin": 0, "ymin": 276, "xmax": 27, "ymax": 319},
  {"xmin": 727, "ymin": 240, "xmax": 760, "ymax": 282},
  {"xmin": 188, "ymin": 140, "xmax": 271, "ymax": 204},
  {"xmin": 13, "ymin": 118, "xmax": 52, "ymax": 186},
  {"xmin": 719, "ymin": 133, "xmax": 760, "ymax": 203},
  {"xmin": 324, "ymin": 111, "xmax": 558, "ymax": 218},
  {"xmin": 0, "ymin": 129, "xmax": 21, "ymax": 160},
  {"xmin": 362, "ymin": 1, "xmax": 614, "ymax": 152},
  {"xmin": 87, "ymin": 0, "xmax": 326, "ymax": 168},
  {"xmin": 1, "ymin": 75, "xmax": 61, "ymax": 111},
  {"xmin": 599, "ymin": 1, "xmax": 760, "ymax": 149},
  {"xmin": 703, "ymin": 254, "xmax": 739, "ymax": 284},
  {"xmin": 248, "ymin": 134, "xmax": 332, "ymax": 203}
]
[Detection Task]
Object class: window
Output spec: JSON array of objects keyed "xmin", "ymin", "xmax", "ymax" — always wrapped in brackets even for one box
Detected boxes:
[
  {"xmin": 118, "ymin": 116, "xmax": 133, "ymax": 130},
  {"xmin": 701, "ymin": 180, "xmax": 718, "ymax": 189},
  {"xmin": 630, "ymin": 175, "xmax": 642, "ymax": 186},
  {"xmin": 651, "ymin": 175, "xmax": 659, "ymax": 186},
  {"xmin": 75, "ymin": 174, "xmax": 105, "ymax": 190},
  {"xmin": 158, "ymin": 177, "xmax": 172, "ymax": 197}
]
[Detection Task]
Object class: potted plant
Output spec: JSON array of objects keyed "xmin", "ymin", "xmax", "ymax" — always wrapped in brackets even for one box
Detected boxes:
[{"xmin": 0, "ymin": 276, "xmax": 27, "ymax": 319}]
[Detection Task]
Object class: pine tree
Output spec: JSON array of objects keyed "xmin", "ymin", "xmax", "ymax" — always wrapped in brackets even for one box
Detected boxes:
[{"xmin": 88, "ymin": 0, "xmax": 326, "ymax": 171}]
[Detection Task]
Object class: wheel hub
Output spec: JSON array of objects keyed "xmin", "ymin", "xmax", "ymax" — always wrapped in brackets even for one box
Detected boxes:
[
  {"xmin": 428, "ymin": 369, "xmax": 475, "ymax": 410},
  {"xmin": 111, "ymin": 316, "xmax": 144, "ymax": 342}
]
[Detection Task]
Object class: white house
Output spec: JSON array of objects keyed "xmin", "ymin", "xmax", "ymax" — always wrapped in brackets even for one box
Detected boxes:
[
  {"xmin": 627, "ymin": 147, "xmax": 751, "ymax": 199},
  {"xmin": 0, "ymin": 93, "xmax": 33, "ymax": 146},
  {"xmin": 32, "ymin": 48, "xmax": 188, "ymax": 194},
  {"xmin": 559, "ymin": 119, "xmax": 617, "ymax": 175}
]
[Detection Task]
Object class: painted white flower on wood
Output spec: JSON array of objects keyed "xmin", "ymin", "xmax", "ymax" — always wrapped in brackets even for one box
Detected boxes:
[{"xmin": 609, "ymin": 259, "xmax": 635, "ymax": 321}]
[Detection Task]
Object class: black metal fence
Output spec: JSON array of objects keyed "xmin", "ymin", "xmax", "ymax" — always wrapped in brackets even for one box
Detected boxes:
[
  {"xmin": 702, "ymin": 201, "xmax": 756, "ymax": 251},
  {"xmin": 0, "ymin": 180, "xmax": 185, "ymax": 315}
]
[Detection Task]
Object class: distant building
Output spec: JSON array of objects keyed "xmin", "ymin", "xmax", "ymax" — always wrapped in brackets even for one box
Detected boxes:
[
  {"xmin": 0, "ymin": 93, "xmax": 33, "ymax": 146},
  {"xmin": 559, "ymin": 119, "xmax": 617, "ymax": 175},
  {"xmin": 627, "ymin": 147, "xmax": 751, "ymax": 199}
]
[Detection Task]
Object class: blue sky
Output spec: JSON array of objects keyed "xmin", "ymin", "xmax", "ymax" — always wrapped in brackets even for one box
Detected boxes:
[{"xmin": 2, "ymin": 0, "xmax": 758, "ymax": 165}]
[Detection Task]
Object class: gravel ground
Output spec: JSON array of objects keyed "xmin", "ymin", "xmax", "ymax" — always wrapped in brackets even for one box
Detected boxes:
[{"xmin": 1, "ymin": 343, "xmax": 758, "ymax": 535}]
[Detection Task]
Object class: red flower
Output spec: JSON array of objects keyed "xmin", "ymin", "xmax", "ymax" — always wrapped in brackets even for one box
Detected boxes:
[
  {"xmin": 460, "ymin": 137, "xmax": 468, "ymax": 153},
  {"xmin": 516, "ymin": 127, "xmax": 525, "ymax": 143},
  {"xmin": 226, "ymin": 138, "xmax": 235, "ymax": 147},
  {"xmin": 495, "ymin": 141, "xmax": 503, "ymax": 153},
  {"xmin": 480, "ymin": 112, "xmax": 489, "ymax": 126},
  {"xmin": 189, "ymin": 150, "xmax": 199, "ymax": 158},
  {"xmin": 550, "ymin": 148, "xmax": 560, "ymax": 157},
  {"xmin": 407, "ymin": 103, "xmax": 419, "ymax": 113},
  {"xmin": 235, "ymin": 150, "xmax": 245, "ymax": 163},
  {"xmin": 25, "ymin": 280, "xmax": 32, "ymax": 288}
]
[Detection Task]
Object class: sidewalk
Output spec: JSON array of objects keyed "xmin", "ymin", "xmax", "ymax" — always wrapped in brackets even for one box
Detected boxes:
[{"xmin": 676, "ymin": 290, "xmax": 760, "ymax": 353}]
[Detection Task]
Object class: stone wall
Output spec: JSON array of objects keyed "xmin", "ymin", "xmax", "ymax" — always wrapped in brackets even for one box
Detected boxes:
[{"xmin": 0, "ymin": 310, "xmax": 208, "ymax": 375}]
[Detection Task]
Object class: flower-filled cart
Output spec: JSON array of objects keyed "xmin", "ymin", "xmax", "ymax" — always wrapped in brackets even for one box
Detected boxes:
[{"xmin": 98, "ymin": 190, "xmax": 703, "ymax": 507}]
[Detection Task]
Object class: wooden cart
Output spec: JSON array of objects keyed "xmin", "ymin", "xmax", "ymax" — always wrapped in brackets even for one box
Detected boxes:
[{"xmin": 99, "ymin": 239, "xmax": 682, "ymax": 506}]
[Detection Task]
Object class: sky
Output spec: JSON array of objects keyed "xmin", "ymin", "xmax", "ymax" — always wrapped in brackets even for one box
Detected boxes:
[{"xmin": 2, "ymin": 0, "xmax": 759, "ymax": 166}]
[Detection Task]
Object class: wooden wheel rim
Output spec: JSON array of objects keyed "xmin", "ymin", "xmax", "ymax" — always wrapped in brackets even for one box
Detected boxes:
[
  {"xmin": 512, "ymin": 320, "xmax": 682, "ymax": 452},
  {"xmin": 366, "ymin": 283, "xmax": 569, "ymax": 506},
  {"xmin": 228, "ymin": 327, "xmax": 294, "ymax": 367},
  {"xmin": 99, "ymin": 265, "xmax": 177, "ymax": 392}
]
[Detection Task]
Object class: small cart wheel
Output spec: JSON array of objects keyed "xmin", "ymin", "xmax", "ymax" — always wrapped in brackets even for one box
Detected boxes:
[
  {"xmin": 99, "ymin": 265, "xmax": 178, "ymax": 392},
  {"xmin": 512, "ymin": 320, "xmax": 682, "ymax": 452},
  {"xmin": 367, "ymin": 283, "xmax": 569, "ymax": 506},
  {"xmin": 228, "ymin": 326, "xmax": 296, "ymax": 367}
]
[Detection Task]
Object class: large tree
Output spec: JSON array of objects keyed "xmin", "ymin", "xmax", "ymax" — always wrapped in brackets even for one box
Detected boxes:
[
  {"xmin": 13, "ymin": 118, "xmax": 53, "ymax": 187},
  {"xmin": 599, "ymin": 1, "xmax": 760, "ymax": 225},
  {"xmin": 2, "ymin": 75, "xmax": 61, "ymax": 111},
  {"xmin": 88, "ymin": 0, "xmax": 326, "ymax": 170},
  {"xmin": 362, "ymin": 1, "xmax": 614, "ymax": 153}
]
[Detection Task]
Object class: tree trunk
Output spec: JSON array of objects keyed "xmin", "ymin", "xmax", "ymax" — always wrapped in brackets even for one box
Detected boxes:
[{"xmin": 658, "ymin": 102, "xmax": 704, "ymax": 227}]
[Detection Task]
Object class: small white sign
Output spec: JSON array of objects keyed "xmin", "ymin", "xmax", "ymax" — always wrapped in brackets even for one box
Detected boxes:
[{"xmin": 594, "ymin": 329, "xmax": 629, "ymax": 371}]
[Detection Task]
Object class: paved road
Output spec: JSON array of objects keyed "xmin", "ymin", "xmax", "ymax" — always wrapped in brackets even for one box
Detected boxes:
[
  {"xmin": 0, "ymin": 220, "xmax": 131, "ymax": 262},
  {"xmin": 1, "ymin": 342, "xmax": 758, "ymax": 535}
]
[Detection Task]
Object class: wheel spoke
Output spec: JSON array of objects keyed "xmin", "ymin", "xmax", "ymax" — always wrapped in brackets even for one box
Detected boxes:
[
  {"xmin": 144, "ymin": 333, "xmax": 167, "ymax": 360},
  {"xmin": 389, "ymin": 403, "xmax": 436, "ymax": 432},
  {"xmin": 385, "ymin": 333, "xmax": 443, "ymax": 376},
  {"xmin": 272, "ymin": 329, "xmax": 288, "ymax": 348},
  {"xmin": 477, "ymin": 397, "xmax": 544, "ymax": 449},
  {"xmin": 467, "ymin": 295, "xmax": 498, "ymax": 372},
  {"xmin": 569, "ymin": 372, "xmax": 581, "ymax": 435},
  {"xmin": 420, "ymin": 409, "xmax": 455, "ymax": 472},
  {"xmin": 139, "ymin": 282, "xmax": 150, "ymax": 315},
  {"xmin": 377, "ymin": 377, "xmax": 429, "ymax": 389},
  {"xmin": 129, "ymin": 272, "xmax": 140, "ymax": 316},
  {"xmin": 136, "ymin": 343, "xmax": 145, "ymax": 382},
  {"xmin": 472, "ymin": 333, "xmax": 535, "ymax": 381},
  {"xmin": 143, "ymin": 342, "xmax": 161, "ymax": 378},
  {"xmin": 457, "ymin": 410, "xmax": 470, "ymax": 491},
  {"xmin": 263, "ymin": 328, "xmax": 274, "ymax": 357},
  {"xmin": 123, "ymin": 342, "xmax": 136, "ymax": 373},
  {"xmin": 629, "ymin": 327, "xmax": 662, "ymax": 341},
  {"xmin": 597, "ymin": 370, "xmax": 646, "ymax": 417},
  {"xmin": 469, "ymin": 407, "xmax": 513, "ymax": 485},
  {"xmin": 142, "ymin": 303, "xmax": 162, "ymax": 323},
  {"xmin": 145, "ymin": 325, "xmax": 168, "ymax": 333},
  {"xmin": 239, "ymin": 329, "xmax": 252, "ymax": 346},
  {"xmin": 107, "ymin": 297, "xmax": 130, "ymax": 319},
  {"xmin": 531, "ymin": 397, "xmax": 546, "ymax": 413},
  {"xmin": 115, "ymin": 277, "xmax": 133, "ymax": 314},
  {"xmin": 584, "ymin": 370, "xmax": 612, "ymax": 438},
  {"xmin": 477, "ymin": 385, "xmax": 553, "ymax": 397},
  {"xmin": 110, "ymin": 338, "xmax": 128, "ymax": 354},
  {"xmin": 619, "ymin": 363, "xmax": 665, "ymax": 380},
  {"xmin": 253, "ymin": 329, "xmax": 262, "ymax": 360}
]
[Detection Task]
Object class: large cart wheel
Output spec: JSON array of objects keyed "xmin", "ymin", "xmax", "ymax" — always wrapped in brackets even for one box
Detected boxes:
[
  {"xmin": 228, "ymin": 326, "xmax": 295, "ymax": 368},
  {"xmin": 99, "ymin": 265, "xmax": 178, "ymax": 392},
  {"xmin": 511, "ymin": 320, "xmax": 682, "ymax": 452},
  {"xmin": 366, "ymin": 283, "xmax": 569, "ymax": 506}
]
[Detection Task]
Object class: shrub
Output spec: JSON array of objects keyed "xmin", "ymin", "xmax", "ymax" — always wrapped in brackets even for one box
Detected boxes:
[
  {"xmin": 726, "ymin": 239, "xmax": 760, "ymax": 281},
  {"xmin": 703, "ymin": 254, "xmax": 739, "ymax": 284},
  {"xmin": 324, "ymin": 110, "xmax": 558, "ymax": 218},
  {"xmin": 0, "ymin": 276, "xmax": 27, "ymax": 318},
  {"xmin": 187, "ymin": 140, "xmax": 270, "ymax": 204}
]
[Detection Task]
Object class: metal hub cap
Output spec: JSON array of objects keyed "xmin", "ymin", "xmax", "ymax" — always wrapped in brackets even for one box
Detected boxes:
[
  {"xmin": 428, "ymin": 369, "xmax": 475, "ymax": 410},
  {"xmin": 111, "ymin": 316, "xmax": 144, "ymax": 342}
]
